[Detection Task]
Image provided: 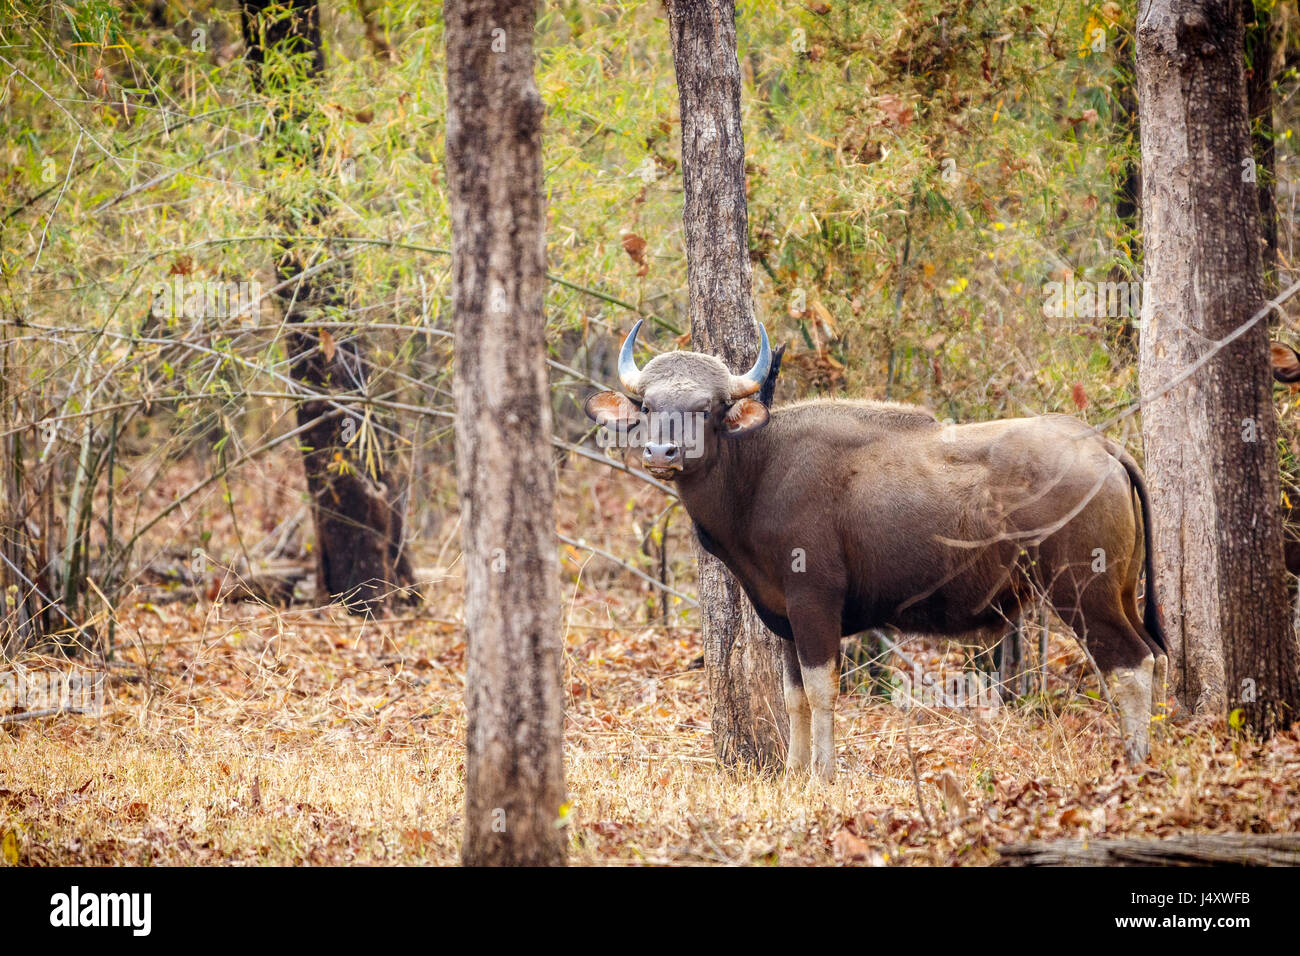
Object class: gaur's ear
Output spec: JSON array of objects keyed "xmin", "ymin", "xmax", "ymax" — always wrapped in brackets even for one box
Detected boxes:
[
  {"xmin": 584, "ymin": 391, "xmax": 640, "ymax": 427},
  {"xmin": 723, "ymin": 397, "xmax": 770, "ymax": 437},
  {"xmin": 1272, "ymin": 342, "xmax": 1300, "ymax": 383}
]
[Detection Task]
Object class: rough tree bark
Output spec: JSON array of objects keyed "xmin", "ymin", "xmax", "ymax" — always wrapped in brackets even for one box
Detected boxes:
[
  {"xmin": 1136, "ymin": 0, "xmax": 1299, "ymax": 735},
  {"xmin": 241, "ymin": 0, "xmax": 415, "ymax": 613},
  {"xmin": 665, "ymin": 0, "xmax": 787, "ymax": 771},
  {"xmin": 1246, "ymin": 4, "xmax": 1278, "ymax": 291},
  {"xmin": 445, "ymin": 0, "xmax": 567, "ymax": 866}
]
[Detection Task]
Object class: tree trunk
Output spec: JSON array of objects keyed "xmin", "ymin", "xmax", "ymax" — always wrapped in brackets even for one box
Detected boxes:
[
  {"xmin": 1246, "ymin": 4, "xmax": 1278, "ymax": 292},
  {"xmin": 1136, "ymin": 0, "xmax": 1299, "ymax": 734},
  {"xmin": 1110, "ymin": 20, "xmax": 1141, "ymax": 351},
  {"xmin": 240, "ymin": 0, "xmax": 415, "ymax": 614},
  {"xmin": 665, "ymin": 0, "xmax": 787, "ymax": 772},
  {"xmin": 445, "ymin": 0, "xmax": 567, "ymax": 866}
]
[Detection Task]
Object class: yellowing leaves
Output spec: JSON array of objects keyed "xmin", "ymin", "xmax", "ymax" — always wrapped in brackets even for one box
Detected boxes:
[
  {"xmin": 808, "ymin": 299, "xmax": 837, "ymax": 338},
  {"xmin": 555, "ymin": 801, "xmax": 574, "ymax": 828},
  {"xmin": 1079, "ymin": 16, "xmax": 1107, "ymax": 57}
]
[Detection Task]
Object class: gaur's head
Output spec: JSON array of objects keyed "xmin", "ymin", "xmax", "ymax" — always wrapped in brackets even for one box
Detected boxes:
[{"xmin": 584, "ymin": 320, "xmax": 772, "ymax": 480}]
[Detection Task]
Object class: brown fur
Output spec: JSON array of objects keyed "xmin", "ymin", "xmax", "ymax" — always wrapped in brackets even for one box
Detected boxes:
[{"xmin": 587, "ymin": 346, "xmax": 1166, "ymax": 768}]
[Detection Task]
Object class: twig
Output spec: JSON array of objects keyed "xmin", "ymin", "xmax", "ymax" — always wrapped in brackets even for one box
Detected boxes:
[
  {"xmin": 876, "ymin": 630, "xmax": 922, "ymax": 673},
  {"xmin": 0, "ymin": 54, "xmax": 128, "ymax": 174},
  {"xmin": 181, "ymin": 233, "xmax": 685, "ymax": 335},
  {"xmin": 88, "ymin": 137, "xmax": 258, "ymax": 215},
  {"xmin": 34, "ymin": 131, "xmax": 81, "ymax": 268},
  {"xmin": 903, "ymin": 714, "xmax": 933, "ymax": 830},
  {"xmin": 557, "ymin": 532, "xmax": 699, "ymax": 608},
  {"xmin": 0, "ymin": 707, "xmax": 91, "ymax": 725},
  {"xmin": 1095, "ymin": 276, "xmax": 1300, "ymax": 432}
]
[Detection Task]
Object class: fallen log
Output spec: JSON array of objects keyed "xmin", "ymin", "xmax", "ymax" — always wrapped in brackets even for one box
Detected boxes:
[{"xmin": 999, "ymin": 833, "xmax": 1300, "ymax": 866}]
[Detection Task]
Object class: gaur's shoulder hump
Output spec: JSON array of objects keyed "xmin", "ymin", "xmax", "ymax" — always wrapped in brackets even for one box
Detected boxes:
[{"xmin": 773, "ymin": 397, "xmax": 939, "ymax": 429}]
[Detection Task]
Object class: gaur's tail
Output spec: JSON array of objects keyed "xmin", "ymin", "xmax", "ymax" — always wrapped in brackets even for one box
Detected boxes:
[{"xmin": 1108, "ymin": 443, "xmax": 1167, "ymax": 652}]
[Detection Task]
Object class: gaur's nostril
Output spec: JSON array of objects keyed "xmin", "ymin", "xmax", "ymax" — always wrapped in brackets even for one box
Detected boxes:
[{"xmin": 665, "ymin": 445, "xmax": 678, "ymax": 458}]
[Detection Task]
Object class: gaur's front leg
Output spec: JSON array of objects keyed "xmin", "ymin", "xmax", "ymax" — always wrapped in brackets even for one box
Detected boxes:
[
  {"xmin": 787, "ymin": 597, "xmax": 843, "ymax": 782},
  {"xmin": 781, "ymin": 639, "xmax": 810, "ymax": 772}
]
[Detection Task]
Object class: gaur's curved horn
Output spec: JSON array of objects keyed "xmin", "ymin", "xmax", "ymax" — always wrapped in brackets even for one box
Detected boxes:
[
  {"xmin": 618, "ymin": 320, "xmax": 645, "ymax": 395},
  {"xmin": 728, "ymin": 324, "xmax": 771, "ymax": 399}
]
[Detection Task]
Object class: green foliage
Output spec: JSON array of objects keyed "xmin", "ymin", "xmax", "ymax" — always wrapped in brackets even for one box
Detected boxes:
[
  {"xmin": 0, "ymin": 0, "xmax": 1297, "ymax": 640},
  {"xmin": 1, "ymin": 1, "xmax": 1149, "ymax": 428}
]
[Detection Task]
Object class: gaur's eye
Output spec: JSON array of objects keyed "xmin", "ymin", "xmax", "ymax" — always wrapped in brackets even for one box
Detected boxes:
[
  {"xmin": 702, "ymin": 411, "xmax": 710, "ymax": 421},
  {"xmin": 640, "ymin": 405, "xmax": 648, "ymax": 414}
]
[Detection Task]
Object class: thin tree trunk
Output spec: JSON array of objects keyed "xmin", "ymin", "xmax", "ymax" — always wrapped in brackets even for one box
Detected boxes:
[
  {"xmin": 1246, "ymin": 5, "xmax": 1278, "ymax": 292},
  {"xmin": 1110, "ymin": 20, "xmax": 1141, "ymax": 351},
  {"xmin": 665, "ymin": 0, "xmax": 787, "ymax": 772},
  {"xmin": 240, "ymin": 0, "xmax": 415, "ymax": 613},
  {"xmin": 1136, "ymin": 0, "xmax": 1299, "ymax": 734},
  {"xmin": 445, "ymin": 0, "xmax": 567, "ymax": 866}
]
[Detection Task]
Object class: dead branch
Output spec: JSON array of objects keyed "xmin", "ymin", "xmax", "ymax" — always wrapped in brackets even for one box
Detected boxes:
[{"xmin": 999, "ymin": 833, "xmax": 1300, "ymax": 866}]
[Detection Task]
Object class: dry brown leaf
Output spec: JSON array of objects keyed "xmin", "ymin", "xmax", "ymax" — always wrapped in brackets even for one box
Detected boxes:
[
  {"xmin": 933, "ymin": 771, "xmax": 969, "ymax": 818},
  {"xmin": 1059, "ymin": 806, "xmax": 1087, "ymax": 828},
  {"xmin": 833, "ymin": 829, "xmax": 885, "ymax": 865},
  {"xmin": 877, "ymin": 93, "xmax": 914, "ymax": 129},
  {"xmin": 621, "ymin": 233, "xmax": 649, "ymax": 277}
]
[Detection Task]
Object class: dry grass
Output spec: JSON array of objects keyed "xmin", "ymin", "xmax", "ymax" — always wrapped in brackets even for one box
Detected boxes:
[
  {"xmin": 3, "ymin": 457, "xmax": 1298, "ymax": 866},
  {"xmin": 4, "ymin": 589, "xmax": 1300, "ymax": 866}
]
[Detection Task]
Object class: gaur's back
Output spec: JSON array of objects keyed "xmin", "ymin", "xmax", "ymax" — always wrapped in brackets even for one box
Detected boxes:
[{"xmin": 766, "ymin": 398, "xmax": 940, "ymax": 443}]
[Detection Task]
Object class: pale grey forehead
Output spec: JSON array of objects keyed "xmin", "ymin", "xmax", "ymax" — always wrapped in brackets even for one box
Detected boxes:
[{"xmin": 639, "ymin": 352, "xmax": 732, "ymax": 404}]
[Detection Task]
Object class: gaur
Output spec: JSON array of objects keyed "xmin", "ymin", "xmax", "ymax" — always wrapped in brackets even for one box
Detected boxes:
[{"xmin": 586, "ymin": 321, "xmax": 1168, "ymax": 780}]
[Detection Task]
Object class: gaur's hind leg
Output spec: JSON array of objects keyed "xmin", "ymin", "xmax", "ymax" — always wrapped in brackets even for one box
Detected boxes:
[
  {"xmin": 781, "ymin": 639, "xmax": 811, "ymax": 773},
  {"xmin": 787, "ymin": 596, "xmax": 842, "ymax": 782},
  {"xmin": 1119, "ymin": 508, "xmax": 1169, "ymax": 719},
  {"xmin": 1120, "ymin": 564, "xmax": 1168, "ymax": 720},
  {"xmin": 1053, "ymin": 579, "xmax": 1155, "ymax": 764},
  {"xmin": 1099, "ymin": 637, "xmax": 1155, "ymax": 764}
]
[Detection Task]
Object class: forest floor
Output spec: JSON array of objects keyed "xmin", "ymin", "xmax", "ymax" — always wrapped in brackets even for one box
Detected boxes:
[
  {"xmin": 3, "ymin": 597, "xmax": 1299, "ymax": 866},
  {"xmin": 3, "ymin": 455, "xmax": 1300, "ymax": 865}
]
